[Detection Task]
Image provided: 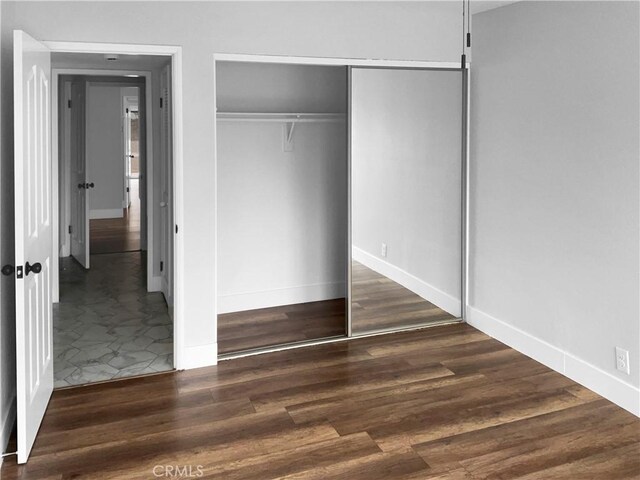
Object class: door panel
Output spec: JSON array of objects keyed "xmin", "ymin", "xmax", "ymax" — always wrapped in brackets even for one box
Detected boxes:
[
  {"xmin": 69, "ymin": 81, "xmax": 89, "ymax": 268},
  {"xmin": 14, "ymin": 29, "xmax": 53, "ymax": 464},
  {"xmin": 160, "ymin": 65, "xmax": 174, "ymax": 306},
  {"xmin": 350, "ymin": 68, "xmax": 463, "ymax": 335}
]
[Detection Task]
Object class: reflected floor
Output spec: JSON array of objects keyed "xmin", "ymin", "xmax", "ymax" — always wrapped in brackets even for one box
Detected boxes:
[
  {"xmin": 54, "ymin": 252, "xmax": 173, "ymax": 387},
  {"xmin": 218, "ymin": 298, "xmax": 346, "ymax": 354},
  {"xmin": 351, "ymin": 261, "xmax": 457, "ymax": 333}
]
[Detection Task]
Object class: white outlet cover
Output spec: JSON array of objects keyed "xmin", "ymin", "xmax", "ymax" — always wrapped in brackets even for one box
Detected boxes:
[{"xmin": 615, "ymin": 347, "xmax": 630, "ymax": 375}]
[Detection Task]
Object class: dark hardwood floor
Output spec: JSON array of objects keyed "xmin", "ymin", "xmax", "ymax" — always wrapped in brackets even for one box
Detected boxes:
[
  {"xmin": 218, "ymin": 262, "xmax": 458, "ymax": 355},
  {"xmin": 218, "ymin": 298, "xmax": 346, "ymax": 354},
  {"xmin": 2, "ymin": 323, "xmax": 638, "ymax": 479},
  {"xmin": 89, "ymin": 179, "xmax": 141, "ymax": 254},
  {"xmin": 352, "ymin": 261, "xmax": 457, "ymax": 333}
]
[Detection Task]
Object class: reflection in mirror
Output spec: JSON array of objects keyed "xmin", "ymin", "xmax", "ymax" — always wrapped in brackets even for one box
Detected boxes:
[{"xmin": 350, "ymin": 68, "xmax": 463, "ymax": 335}]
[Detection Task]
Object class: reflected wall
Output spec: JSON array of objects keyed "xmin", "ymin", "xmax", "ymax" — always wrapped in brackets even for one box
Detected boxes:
[{"xmin": 350, "ymin": 67, "xmax": 463, "ymax": 334}]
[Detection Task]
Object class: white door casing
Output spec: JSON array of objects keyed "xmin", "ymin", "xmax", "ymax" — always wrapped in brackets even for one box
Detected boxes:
[
  {"xmin": 69, "ymin": 80, "xmax": 89, "ymax": 268},
  {"xmin": 13, "ymin": 30, "xmax": 54, "ymax": 464}
]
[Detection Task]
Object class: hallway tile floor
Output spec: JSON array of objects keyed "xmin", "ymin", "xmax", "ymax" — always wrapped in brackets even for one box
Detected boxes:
[{"xmin": 54, "ymin": 252, "xmax": 173, "ymax": 387}]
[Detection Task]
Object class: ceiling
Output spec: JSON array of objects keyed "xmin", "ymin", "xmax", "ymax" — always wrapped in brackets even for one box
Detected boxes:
[{"xmin": 51, "ymin": 52, "xmax": 170, "ymax": 71}]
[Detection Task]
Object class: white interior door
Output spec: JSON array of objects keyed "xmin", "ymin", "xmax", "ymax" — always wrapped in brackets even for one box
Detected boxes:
[
  {"xmin": 160, "ymin": 65, "xmax": 174, "ymax": 306},
  {"xmin": 69, "ymin": 80, "xmax": 89, "ymax": 268},
  {"xmin": 13, "ymin": 30, "xmax": 53, "ymax": 464},
  {"xmin": 123, "ymin": 106, "xmax": 131, "ymax": 208}
]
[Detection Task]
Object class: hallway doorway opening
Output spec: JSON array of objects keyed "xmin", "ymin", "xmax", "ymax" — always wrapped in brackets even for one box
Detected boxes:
[{"xmin": 52, "ymin": 53, "xmax": 175, "ymax": 386}]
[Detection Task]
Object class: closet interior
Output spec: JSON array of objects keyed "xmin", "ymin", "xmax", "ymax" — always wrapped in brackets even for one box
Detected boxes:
[{"xmin": 216, "ymin": 61, "xmax": 349, "ymax": 354}]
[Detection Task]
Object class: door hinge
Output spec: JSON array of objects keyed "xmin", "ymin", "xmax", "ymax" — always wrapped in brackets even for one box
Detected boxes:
[
  {"xmin": 160, "ymin": 261, "xmax": 164, "ymax": 272},
  {"xmin": 16, "ymin": 266, "xmax": 23, "ymax": 279},
  {"xmin": 68, "ymin": 225, "xmax": 72, "ymax": 234},
  {"xmin": 68, "ymin": 100, "xmax": 72, "ymax": 108},
  {"xmin": 160, "ymin": 97, "xmax": 163, "ymax": 108},
  {"xmin": 175, "ymin": 224, "xmax": 178, "ymax": 234},
  {"xmin": 126, "ymin": 107, "xmax": 129, "ymax": 114},
  {"xmin": 126, "ymin": 187, "xmax": 130, "ymax": 193}
]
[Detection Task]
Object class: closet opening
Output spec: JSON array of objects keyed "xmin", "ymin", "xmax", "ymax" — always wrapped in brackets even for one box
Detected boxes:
[
  {"xmin": 214, "ymin": 55, "xmax": 468, "ymax": 361},
  {"xmin": 215, "ymin": 61, "xmax": 349, "ymax": 355}
]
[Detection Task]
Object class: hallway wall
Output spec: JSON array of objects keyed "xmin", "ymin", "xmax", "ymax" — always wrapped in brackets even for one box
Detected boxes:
[{"xmin": 86, "ymin": 83, "xmax": 126, "ymax": 219}]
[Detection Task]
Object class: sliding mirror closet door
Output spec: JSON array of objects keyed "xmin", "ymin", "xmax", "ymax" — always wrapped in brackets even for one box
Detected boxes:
[
  {"xmin": 350, "ymin": 67, "xmax": 463, "ymax": 335},
  {"xmin": 216, "ymin": 61, "xmax": 348, "ymax": 355}
]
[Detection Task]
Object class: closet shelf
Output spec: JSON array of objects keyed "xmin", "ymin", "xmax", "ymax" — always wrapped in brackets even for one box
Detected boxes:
[{"xmin": 216, "ymin": 112, "xmax": 346, "ymax": 123}]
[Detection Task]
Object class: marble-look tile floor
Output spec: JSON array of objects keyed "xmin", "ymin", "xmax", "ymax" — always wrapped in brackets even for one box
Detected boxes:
[{"xmin": 54, "ymin": 252, "xmax": 173, "ymax": 387}]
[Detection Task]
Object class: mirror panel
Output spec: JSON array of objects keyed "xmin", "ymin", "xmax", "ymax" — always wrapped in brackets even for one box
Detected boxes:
[{"xmin": 350, "ymin": 67, "xmax": 463, "ymax": 335}]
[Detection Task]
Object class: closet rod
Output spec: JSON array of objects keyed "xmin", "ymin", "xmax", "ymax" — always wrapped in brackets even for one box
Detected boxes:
[{"xmin": 216, "ymin": 112, "xmax": 346, "ymax": 123}]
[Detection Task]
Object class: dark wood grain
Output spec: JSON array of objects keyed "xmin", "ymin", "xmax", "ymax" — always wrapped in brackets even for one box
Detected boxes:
[
  {"xmin": 217, "ymin": 298, "xmax": 346, "ymax": 354},
  {"xmin": 89, "ymin": 179, "xmax": 141, "ymax": 254},
  {"xmin": 351, "ymin": 261, "xmax": 457, "ymax": 333},
  {"xmin": 2, "ymin": 324, "xmax": 638, "ymax": 479}
]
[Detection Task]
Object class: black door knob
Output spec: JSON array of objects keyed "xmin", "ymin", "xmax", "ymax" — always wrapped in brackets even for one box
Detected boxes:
[
  {"xmin": 1, "ymin": 265, "xmax": 14, "ymax": 276},
  {"xmin": 87, "ymin": 182, "xmax": 95, "ymax": 189},
  {"xmin": 78, "ymin": 183, "xmax": 85, "ymax": 189},
  {"xmin": 25, "ymin": 262, "xmax": 42, "ymax": 276}
]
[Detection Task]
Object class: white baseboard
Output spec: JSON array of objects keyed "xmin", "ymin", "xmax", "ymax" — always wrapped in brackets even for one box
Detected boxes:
[
  {"xmin": 182, "ymin": 343, "xmax": 218, "ymax": 369},
  {"xmin": 218, "ymin": 281, "xmax": 346, "ymax": 314},
  {"xmin": 353, "ymin": 247, "xmax": 461, "ymax": 317},
  {"xmin": 147, "ymin": 275, "xmax": 162, "ymax": 293},
  {"xmin": 467, "ymin": 306, "xmax": 640, "ymax": 417},
  {"xmin": 1, "ymin": 395, "xmax": 16, "ymax": 455},
  {"xmin": 90, "ymin": 208, "xmax": 123, "ymax": 220}
]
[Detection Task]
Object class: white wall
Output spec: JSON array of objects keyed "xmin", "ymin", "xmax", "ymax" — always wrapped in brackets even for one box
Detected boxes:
[
  {"xmin": 217, "ymin": 122, "xmax": 348, "ymax": 313},
  {"xmin": 351, "ymin": 68, "xmax": 462, "ymax": 316},
  {"xmin": 0, "ymin": 1, "xmax": 464, "ymax": 370},
  {"xmin": 216, "ymin": 62, "xmax": 347, "ymax": 114},
  {"xmin": 217, "ymin": 62, "xmax": 347, "ymax": 313},
  {"xmin": 469, "ymin": 1, "xmax": 640, "ymax": 415},
  {"xmin": 86, "ymin": 83, "xmax": 126, "ymax": 218}
]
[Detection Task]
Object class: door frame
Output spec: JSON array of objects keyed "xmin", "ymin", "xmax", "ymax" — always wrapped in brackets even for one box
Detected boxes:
[
  {"xmin": 55, "ymin": 71, "xmax": 148, "ymax": 274},
  {"xmin": 48, "ymin": 41, "xmax": 185, "ymax": 369},
  {"xmin": 213, "ymin": 53, "xmax": 469, "ymax": 360}
]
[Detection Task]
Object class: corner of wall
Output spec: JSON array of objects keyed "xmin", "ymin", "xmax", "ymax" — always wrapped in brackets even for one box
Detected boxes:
[{"xmin": 467, "ymin": 306, "xmax": 640, "ymax": 417}]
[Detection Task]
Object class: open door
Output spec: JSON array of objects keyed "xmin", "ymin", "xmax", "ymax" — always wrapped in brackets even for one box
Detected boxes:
[
  {"xmin": 160, "ymin": 64, "xmax": 174, "ymax": 306},
  {"xmin": 69, "ymin": 80, "xmax": 89, "ymax": 268},
  {"xmin": 13, "ymin": 30, "xmax": 54, "ymax": 464}
]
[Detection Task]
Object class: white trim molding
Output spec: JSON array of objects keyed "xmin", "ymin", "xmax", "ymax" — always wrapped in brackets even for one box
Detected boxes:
[
  {"xmin": 466, "ymin": 306, "xmax": 640, "ymax": 417},
  {"xmin": 353, "ymin": 246, "xmax": 461, "ymax": 317},
  {"xmin": 183, "ymin": 343, "xmax": 218, "ymax": 369},
  {"xmin": 147, "ymin": 275, "xmax": 162, "ymax": 293},
  {"xmin": 218, "ymin": 282, "xmax": 346, "ymax": 315},
  {"xmin": 47, "ymin": 41, "xmax": 185, "ymax": 371}
]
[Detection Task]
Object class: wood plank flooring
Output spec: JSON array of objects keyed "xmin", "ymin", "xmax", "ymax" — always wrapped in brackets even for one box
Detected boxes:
[
  {"xmin": 89, "ymin": 179, "xmax": 141, "ymax": 254},
  {"xmin": 218, "ymin": 262, "xmax": 456, "ymax": 354},
  {"xmin": 2, "ymin": 323, "xmax": 638, "ymax": 479},
  {"xmin": 217, "ymin": 298, "xmax": 346, "ymax": 354},
  {"xmin": 351, "ymin": 261, "xmax": 456, "ymax": 333}
]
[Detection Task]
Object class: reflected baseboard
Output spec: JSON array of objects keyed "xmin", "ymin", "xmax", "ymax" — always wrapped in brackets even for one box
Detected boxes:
[{"xmin": 352, "ymin": 247, "xmax": 461, "ymax": 316}]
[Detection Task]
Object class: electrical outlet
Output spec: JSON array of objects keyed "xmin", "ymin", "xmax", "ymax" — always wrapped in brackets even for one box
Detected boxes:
[
  {"xmin": 615, "ymin": 347, "xmax": 630, "ymax": 375},
  {"xmin": 381, "ymin": 243, "xmax": 387, "ymax": 258}
]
